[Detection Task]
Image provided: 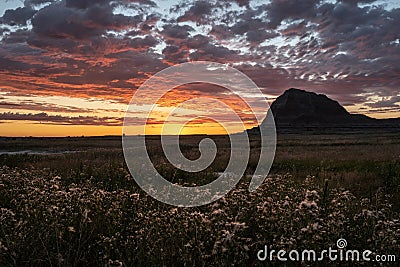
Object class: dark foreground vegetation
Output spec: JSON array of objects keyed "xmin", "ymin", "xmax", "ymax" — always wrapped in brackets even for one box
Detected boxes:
[{"xmin": 1, "ymin": 132, "xmax": 400, "ymax": 266}]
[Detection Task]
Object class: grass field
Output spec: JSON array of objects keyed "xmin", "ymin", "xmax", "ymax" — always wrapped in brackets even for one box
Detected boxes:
[{"xmin": 1, "ymin": 132, "xmax": 400, "ymax": 266}]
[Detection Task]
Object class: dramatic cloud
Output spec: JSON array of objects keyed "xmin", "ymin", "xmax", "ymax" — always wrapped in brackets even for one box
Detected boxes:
[
  {"xmin": 31, "ymin": 1, "xmax": 133, "ymax": 39},
  {"xmin": 0, "ymin": 0, "xmax": 399, "ymax": 134},
  {"xmin": 161, "ymin": 24, "xmax": 194, "ymax": 41},
  {"xmin": 265, "ymin": 0, "xmax": 321, "ymax": 29},
  {"xmin": 24, "ymin": 0, "xmax": 57, "ymax": 6},
  {"xmin": 366, "ymin": 96, "xmax": 400, "ymax": 108},
  {"xmin": 177, "ymin": 1, "xmax": 213, "ymax": 23},
  {"xmin": 1, "ymin": 6, "xmax": 36, "ymax": 25},
  {"xmin": 0, "ymin": 112, "xmax": 122, "ymax": 126}
]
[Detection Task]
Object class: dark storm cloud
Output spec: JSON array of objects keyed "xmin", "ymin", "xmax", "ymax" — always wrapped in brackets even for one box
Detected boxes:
[
  {"xmin": 246, "ymin": 29, "xmax": 278, "ymax": 43},
  {"xmin": 161, "ymin": 33, "xmax": 241, "ymax": 63},
  {"xmin": 189, "ymin": 43, "xmax": 240, "ymax": 62},
  {"xmin": 65, "ymin": 0, "xmax": 109, "ymax": 9},
  {"xmin": 1, "ymin": 6, "xmax": 36, "ymax": 25},
  {"xmin": 265, "ymin": 0, "xmax": 321, "ymax": 29},
  {"xmin": 185, "ymin": 34, "xmax": 210, "ymax": 49},
  {"xmin": 31, "ymin": 1, "xmax": 133, "ymax": 39},
  {"xmin": 161, "ymin": 24, "xmax": 194, "ymax": 41},
  {"xmin": 316, "ymin": 2, "xmax": 382, "ymax": 38},
  {"xmin": 230, "ymin": 18, "xmax": 266, "ymax": 35},
  {"xmin": 177, "ymin": 1, "xmax": 213, "ymax": 23},
  {"xmin": 210, "ymin": 24, "xmax": 235, "ymax": 40},
  {"xmin": 127, "ymin": 35, "xmax": 158, "ymax": 49}
]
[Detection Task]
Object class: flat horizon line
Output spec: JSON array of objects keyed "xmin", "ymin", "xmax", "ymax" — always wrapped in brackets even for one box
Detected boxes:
[{"xmin": 0, "ymin": 134, "xmax": 233, "ymax": 138}]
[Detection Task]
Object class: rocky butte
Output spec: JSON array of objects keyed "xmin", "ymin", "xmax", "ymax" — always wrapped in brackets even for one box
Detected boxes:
[{"xmin": 249, "ymin": 88, "xmax": 400, "ymax": 134}]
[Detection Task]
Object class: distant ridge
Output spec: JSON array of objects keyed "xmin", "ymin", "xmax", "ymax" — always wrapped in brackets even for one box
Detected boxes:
[{"xmin": 250, "ymin": 88, "xmax": 400, "ymax": 133}]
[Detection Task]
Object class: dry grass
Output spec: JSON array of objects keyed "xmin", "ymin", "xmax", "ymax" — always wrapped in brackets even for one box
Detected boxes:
[{"xmin": 0, "ymin": 133, "xmax": 400, "ymax": 266}]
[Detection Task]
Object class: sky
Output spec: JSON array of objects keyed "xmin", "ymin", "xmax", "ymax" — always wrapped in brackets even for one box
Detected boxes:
[{"xmin": 0, "ymin": 0, "xmax": 399, "ymax": 136}]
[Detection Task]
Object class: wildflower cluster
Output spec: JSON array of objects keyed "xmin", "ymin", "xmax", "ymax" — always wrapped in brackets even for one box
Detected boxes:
[{"xmin": 0, "ymin": 167, "xmax": 399, "ymax": 266}]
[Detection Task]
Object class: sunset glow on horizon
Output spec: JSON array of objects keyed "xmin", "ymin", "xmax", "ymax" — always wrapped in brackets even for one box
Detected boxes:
[{"xmin": 1, "ymin": 0, "xmax": 400, "ymax": 136}]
